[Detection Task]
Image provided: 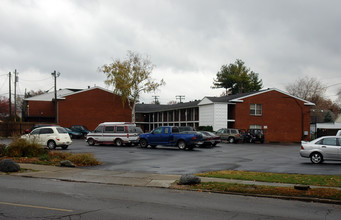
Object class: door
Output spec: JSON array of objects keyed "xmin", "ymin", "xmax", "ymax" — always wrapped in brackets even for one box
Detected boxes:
[
  {"xmin": 103, "ymin": 126, "xmax": 115, "ymax": 142},
  {"xmin": 320, "ymin": 137, "xmax": 340, "ymax": 159},
  {"xmin": 148, "ymin": 127, "xmax": 163, "ymax": 145}
]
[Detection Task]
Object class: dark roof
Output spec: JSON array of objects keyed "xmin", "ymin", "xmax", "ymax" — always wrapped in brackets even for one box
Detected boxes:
[
  {"xmin": 204, "ymin": 90, "xmax": 261, "ymax": 103},
  {"xmin": 136, "ymin": 100, "xmax": 200, "ymax": 113}
]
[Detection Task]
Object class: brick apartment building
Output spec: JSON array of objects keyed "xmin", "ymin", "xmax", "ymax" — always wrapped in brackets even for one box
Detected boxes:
[
  {"xmin": 24, "ymin": 87, "xmax": 131, "ymax": 130},
  {"xmin": 135, "ymin": 88, "xmax": 314, "ymax": 142},
  {"xmin": 24, "ymin": 87, "xmax": 314, "ymax": 142}
]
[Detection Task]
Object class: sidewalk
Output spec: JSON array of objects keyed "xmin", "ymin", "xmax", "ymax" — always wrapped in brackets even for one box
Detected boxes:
[{"xmin": 8, "ymin": 163, "xmax": 341, "ymax": 192}]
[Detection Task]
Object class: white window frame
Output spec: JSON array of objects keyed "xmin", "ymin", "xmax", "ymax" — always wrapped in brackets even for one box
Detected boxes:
[
  {"xmin": 250, "ymin": 125, "xmax": 262, "ymax": 129},
  {"xmin": 250, "ymin": 104, "xmax": 262, "ymax": 116}
]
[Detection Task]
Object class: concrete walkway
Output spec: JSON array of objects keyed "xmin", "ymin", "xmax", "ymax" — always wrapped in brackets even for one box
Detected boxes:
[{"xmin": 6, "ymin": 163, "xmax": 340, "ymax": 192}]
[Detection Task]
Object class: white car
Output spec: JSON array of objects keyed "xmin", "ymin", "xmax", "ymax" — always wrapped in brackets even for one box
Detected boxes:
[
  {"xmin": 21, "ymin": 126, "xmax": 72, "ymax": 150},
  {"xmin": 300, "ymin": 136, "xmax": 341, "ymax": 164}
]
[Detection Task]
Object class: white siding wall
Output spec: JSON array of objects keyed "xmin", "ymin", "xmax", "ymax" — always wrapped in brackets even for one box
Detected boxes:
[
  {"xmin": 199, "ymin": 103, "xmax": 227, "ymax": 131},
  {"xmin": 214, "ymin": 103, "xmax": 227, "ymax": 131},
  {"xmin": 199, "ymin": 104, "xmax": 214, "ymax": 127}
]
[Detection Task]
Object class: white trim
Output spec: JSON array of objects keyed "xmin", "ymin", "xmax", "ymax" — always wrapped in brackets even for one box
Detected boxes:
[{"xmin": 230, "ymin": 88, "xmax": 315, "ymax": 106}]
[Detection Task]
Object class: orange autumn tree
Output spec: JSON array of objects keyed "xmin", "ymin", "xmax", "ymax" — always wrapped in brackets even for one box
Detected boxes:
[{"xmin": 100, "ymin": 51, "xmax": 165, "ymax": 123}]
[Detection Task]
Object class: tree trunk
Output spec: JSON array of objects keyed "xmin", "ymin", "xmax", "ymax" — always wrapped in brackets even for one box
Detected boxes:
[{"xmin": 131, "ymin": 102, "xmax": 136, "ymax": 123}]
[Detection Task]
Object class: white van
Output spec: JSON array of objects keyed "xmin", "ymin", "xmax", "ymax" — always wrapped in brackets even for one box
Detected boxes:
[{"xmin": 86, "ymin": 122, "xmax": 143, "ymax": 146}]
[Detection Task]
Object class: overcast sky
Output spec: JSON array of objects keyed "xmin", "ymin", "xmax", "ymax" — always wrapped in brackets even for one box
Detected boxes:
[{"xmin": 1, "ymin": 0, "xmax": 340, "ymax": 104}]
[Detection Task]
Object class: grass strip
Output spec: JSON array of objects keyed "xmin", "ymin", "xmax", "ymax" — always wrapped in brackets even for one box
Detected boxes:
[
  {"xmin": 197, "ymin": 170, "xmax": 341, "ymax": 187},
  {"xmin": 175, "ymin": 182, "xmax": 341, "ymax": 201}
]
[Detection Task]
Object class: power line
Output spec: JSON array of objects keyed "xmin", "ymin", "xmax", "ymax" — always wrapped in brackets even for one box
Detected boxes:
[{"xmin": 20, "ymin": 76, "xmax": 51, "ymax": 82}]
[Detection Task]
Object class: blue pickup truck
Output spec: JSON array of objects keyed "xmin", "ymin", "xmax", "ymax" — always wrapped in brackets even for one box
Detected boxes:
[{"xmin": 139, "ymin": 126, "xmax": 202, "ymax": 150}]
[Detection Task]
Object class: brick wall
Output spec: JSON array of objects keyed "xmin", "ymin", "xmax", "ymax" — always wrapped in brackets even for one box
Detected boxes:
[
  {"xmin": 235, "ymin": 90, "xmax": 311, "ymax": 143},
  {"xmin": 58, "ymin": 88, "xmax": 132, "ymax": 130},
  {"xmin": 27, "ymin": 101, "xmax": 55, "ymax": 117}
]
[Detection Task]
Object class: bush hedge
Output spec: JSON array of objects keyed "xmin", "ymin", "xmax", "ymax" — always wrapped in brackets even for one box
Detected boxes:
[{"xmin": 5, "ymin": 138, "xmax": 47, "ymax": 157}]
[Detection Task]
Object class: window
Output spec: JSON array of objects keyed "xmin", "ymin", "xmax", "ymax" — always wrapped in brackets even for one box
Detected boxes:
[
  {"xmin": 31, "ymin": 129, "xmax": 40, "ymax": 135},
  {"xmin": 116, "ymin": 126, "xmax": 125, "ymax": 133},
  {"xmin": 250, "ymin": 104, "xmax": 262, "ymax": 116},
  {"xmin": 153, "ymin": 127, "xmax": 163, "ymax": 134},
  {"xmin": 104, "ymin": 126, "xmax": 115, "ymax": 133},
  {"xmin": 172, "ymin": 127, "xmax": 180, "ymax": 133},
  {"xmin": 56, "ymin": 127, "xmax": 67, "ymax": 134},
  {"xmin": 250, "ymin": 125, "xmax": 262, "ymax": 129},
  {"xmin": 94, "ymin": 125, "xmax": 103, "ymax": 133},
  {"xmin": 164, "ymin": 127, "xmax": 170, "ymax": 134},
  {"xmin": 321, "ymin": 138, "xmax": 337, "ymax": 146},
  {"xmin": 40, "ymin": 128, "xmax": 54, "ymax": 134}
]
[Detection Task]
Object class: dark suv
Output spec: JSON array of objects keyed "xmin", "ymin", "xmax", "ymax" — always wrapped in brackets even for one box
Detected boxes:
[{"xmin": 240, "ymin": 129, "xmax": 265, "ymax": 143}]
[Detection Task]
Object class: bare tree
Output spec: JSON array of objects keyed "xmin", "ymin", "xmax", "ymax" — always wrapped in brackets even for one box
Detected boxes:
[{"xmin": 286, "ymin": 77, "xmax": 326, "ymax": 102}]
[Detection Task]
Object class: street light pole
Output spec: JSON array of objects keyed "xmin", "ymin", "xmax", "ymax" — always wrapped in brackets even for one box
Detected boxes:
[{"xmin": 51, "ymin": 71, "xmax": 60, "ymax": 123}]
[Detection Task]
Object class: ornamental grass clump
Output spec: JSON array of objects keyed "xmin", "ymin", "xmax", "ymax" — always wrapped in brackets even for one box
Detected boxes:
[
  {"xmin": 5, "ymin": 138, "xmax": 47, "ymax": 157},
  {"xmin": 66, "ymin": 153, "xmax": 101, "ymax": 166}
]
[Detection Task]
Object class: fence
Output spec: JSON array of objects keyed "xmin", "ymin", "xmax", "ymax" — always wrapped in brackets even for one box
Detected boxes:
[{"xmin": 0, "ymin": 122, "xmax": 35, "ymax": 137}]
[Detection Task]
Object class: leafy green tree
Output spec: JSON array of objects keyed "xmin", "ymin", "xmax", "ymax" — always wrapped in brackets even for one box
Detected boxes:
[
  {"xmin": 324, "ymin": 111, "xmax": 333, "ymax": 122},
  {"xmin": 100, "ymin": 51, "xmax": 165, "ymax": 123},
  {"xmin": 212, "ymin": 59, "xmax": 263, "ymax": 94}
]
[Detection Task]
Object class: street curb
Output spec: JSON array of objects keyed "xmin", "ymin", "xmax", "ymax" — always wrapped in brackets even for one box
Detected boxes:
[{"xmin": 170, "ymin": 186, "xmax": 341, "ymax": 205}]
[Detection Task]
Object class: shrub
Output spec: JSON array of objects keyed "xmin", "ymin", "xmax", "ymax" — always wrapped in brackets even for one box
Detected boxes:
[
  {"xmin": 66, "ymin": 153, "xmax": 101, "ymax": 166},
  {"xmin": 5, "ymin": 138, "xmax": 47, "ymax": 157},
  {"xmin": 197, "ymin": 126, "xmax": 214, "ymax": 132},
  {"xmin": 0, "ymin": 144, "xmax": 6, "ymax": 157}
]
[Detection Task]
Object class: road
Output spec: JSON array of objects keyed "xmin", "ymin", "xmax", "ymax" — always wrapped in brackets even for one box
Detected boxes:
[
  {"xmin": 64, "ymin": 139, "xmax": 341, "ymax": 175},
  {"xmin": 0, "ymin": 175, "xmax": 340, "ymax": 220}
]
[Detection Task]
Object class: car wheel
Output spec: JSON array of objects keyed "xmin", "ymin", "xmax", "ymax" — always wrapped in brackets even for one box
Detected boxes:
[
  {"xmin": 87, "ymin": 138, "xmax": 95, "ymax": 146},
  {"xmin": 47, "ymin": 140, "xmax": 56, "ymax": 149},
  {"xmin": 310, "ymin": 152, "xmax": 323, "ymax": 164},
  {"xmin": 178, "ymin": 140, "xmax": 186, "ymax": 150},
  {"xmin": 139, "ymin": 139, "xmax": 148, "ymax": 148},
  {"xmin": 61, "ymin": 145, "xmax": 68, "ymax": 150},
  {"xmin": 228, "ymin": 137, "xmax": 235, "ymax": 143},
  {"xmin": 115, "ymin": 139, "xmax": 123, "ymax": 146}
]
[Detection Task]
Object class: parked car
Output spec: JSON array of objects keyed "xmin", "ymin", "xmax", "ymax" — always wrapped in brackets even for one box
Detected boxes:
[
  {"xmin": 215, "ymin": 128, "xmax": 241, "ymax": 143},
  {"xmin": 139, "ymin": 126, "xmax": 202, "ymax": 150},
  {"xmin": 181, "ymin": 131, "xmax": 210, "ymax": 147},
  {"xmin": 300, "ymin": 136, "xmax": 341, "ymax": 164},
  {"xmin": 21, "ymin": 126, "xmax": 72, "ymax": 149},
  {"xmin": 201, "ymin": 131, "xmax": 221, "ymax": 146},
  {"xmin": 24, "ymin": 124, "xmax": 59, "ymax": 134},
  {"xmin": 64, "ymin": 127, "xmax": 83, "ymax": 139},
  {"xmin": 86, "ymin": 122, "xmax": 143, "ymax": 146},
  {"xmin": 240, "ymin": 129, "xmax": 265, "ymax": 143},
  {"xmin": 70, "ymin": 125, "xmax": 90, "ymax": 138},
  {"xmin": 179, "ymin": 126, "xmax": 196, "ymax": 132}
]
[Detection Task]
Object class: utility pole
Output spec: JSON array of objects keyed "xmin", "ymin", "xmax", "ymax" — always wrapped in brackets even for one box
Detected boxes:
[
  {"xmin": 152, "ymin": 95, "xmax": 159, "ymax": 104},
  {"xmin": 8, "ymin": 72, "xmax": 11, "ymax": 118},
  {"xmin": 176, "ymin": 95, "xmax": 185, "ymax": 103},
  {"xmin": 51, "ymin": 70, "xmax": 60, "ymax": 123},
  {"xmin": 14, "ymin": 69, "xmax": 18, "ymax": 122}
]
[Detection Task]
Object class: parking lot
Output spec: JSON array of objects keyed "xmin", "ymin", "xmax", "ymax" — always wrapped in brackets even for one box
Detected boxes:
[{"xmin": 66, "ymin": 139, "xmax": 341, "ymax": 175}]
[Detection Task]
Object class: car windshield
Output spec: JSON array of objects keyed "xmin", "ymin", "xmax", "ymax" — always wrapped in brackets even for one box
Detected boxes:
[
  {"xmin": 57, "ymin": 127, "xmax": 68, "ymax": 134},
  {"xmin": 81, "ymin": 126, "xmax": 89, "ymax": 130}
]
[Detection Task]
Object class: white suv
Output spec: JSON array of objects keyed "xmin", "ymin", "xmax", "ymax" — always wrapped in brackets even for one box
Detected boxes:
[
  {"xmin": 21, "ymin": 126, "xmax": 72, "ymax": 149},
  {"xmin": 86, "ymin": 122, "xmax": 143, "ymax": 146}
]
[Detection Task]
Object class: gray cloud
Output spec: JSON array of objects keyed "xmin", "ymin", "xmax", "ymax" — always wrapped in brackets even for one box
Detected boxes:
[{"xmin": 1, "ymin": 0, "xmax": 340, "ymax": 103}]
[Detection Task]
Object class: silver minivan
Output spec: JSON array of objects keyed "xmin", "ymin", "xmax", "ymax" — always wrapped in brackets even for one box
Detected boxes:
[{"xmin": 86, "ymin": 122, "xmax": 143, "ymax": 146}]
